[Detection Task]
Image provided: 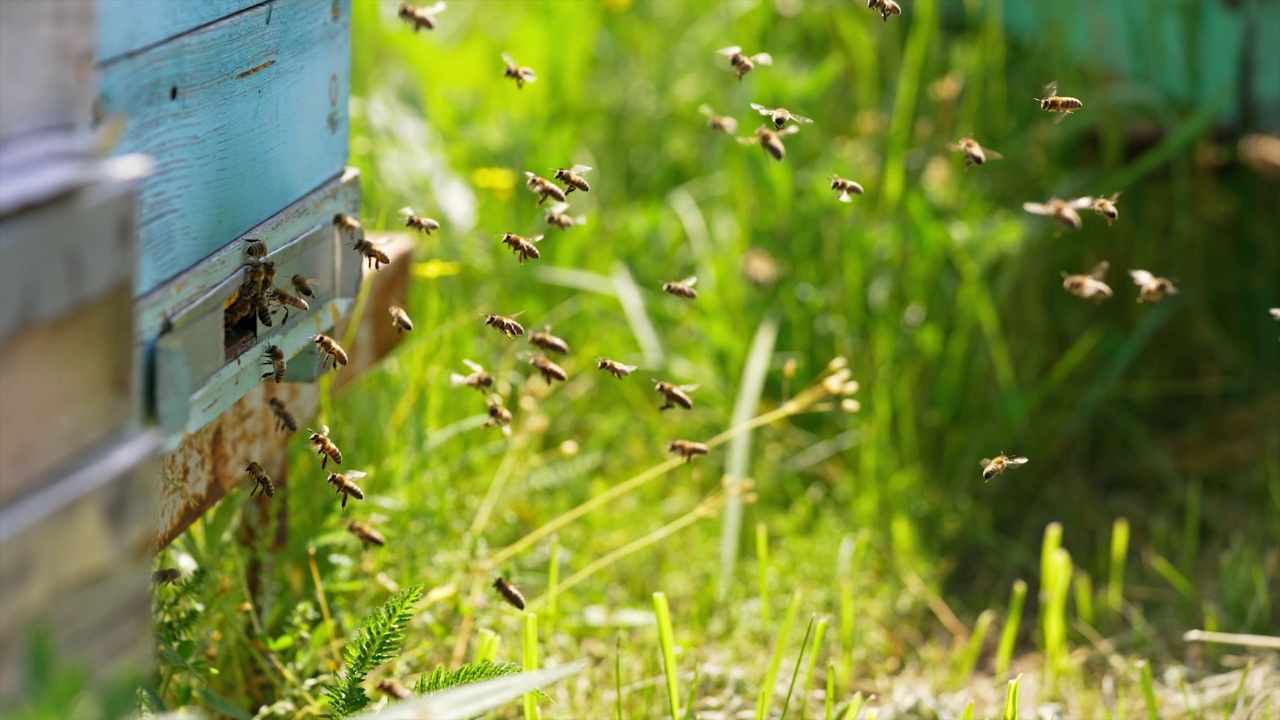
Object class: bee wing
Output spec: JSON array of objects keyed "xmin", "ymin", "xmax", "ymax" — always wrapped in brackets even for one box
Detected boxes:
[
  {"xmin": 983, "ymin": 147, "xmax": 1003, "ymax": 160},
  {"xmin": 717, "ymin": 45, "xmax": 743, "ymax": 56},
  {"xmin": 790, "ymin": 113, "xmax": 814, "ymax": 124},
  {"xmin": 778, "ymin": 124, "xmax": 801, "ymax": 136},
  {"xmin": 502, "ymin": 52, "xmax": 517, "ymax": 65},
  {"xmin": 1053, "ymin": 111, "xmax": 1069, "ymax": 125},
  {"xmin": 521, "ymin": 69, "xmax": 538, "ymax": 83},
  {"xmin": 397, "ymin": 206, "xmax": 415, "ymax": 216},
  {"xmin": 509, "ymin": 310, "xmax": 525, "ymax": 319},
  {"xmin": 1068, "ymin": 196, "xmax": 1095, "ymax": 209},
  {"xmin": 548, "ymin": 201, "xmax": 570, "ymax": 214},
  {"xmin": 1022, "ymin": 202, "xmax": 1052, "ymax": 216},
  {"xmin": 1043, "ymin": 81, "xmax": 1059, "ymax": 96},
  {"xmin": 462, "ymin": 359, "xmax": 486, "ymax": 373},
  {"xmin": 528, "ymin": 234, "xmax": 544, "ymax": 244},
  {"xmin": 1009, "ymin": 457, "xmax": 1029, "ymax": 466},
  {"xmin": 678, "ymin": 384, "xmax": 700, "ymax": 392},
  {"xmin": 838, "ymin": 192, "xmax": 853, "ymax": 203},
  {"xmin": 1270, "ymin": 308, "xmax": 1280, "ymax": 320},
  {"xmin": 979, "ymin": 459, "xmax": 992, "ymax": 467},
  {"xmin": 751, "ymin": 53, "xmax": 773, "ymax": 65},
  {"xmin": 1088, "ymin": 261, "xmax": 1110, "ymax": 279},
  {"xmin": 346, "ymin": 470, "xmax": 368, "ymax": 480},
  {"xmin": 698, "ymin": 104, "xmax": 715, "ymax": 118},
  {"xmin": 570, "ymin": 164, "xmax": 592, "ymax": 174},
  {"xmin": 423, "ymin": 1, "xmax": 447, "ymax": 14},
  {"xmin": 572, "ymin": 215, "xmax": 587, "ymax": 225},
  {"xmin": 750, "ymin": 103, "xmax": 772, "ymax": 115},
  {"xmin": 320, "ymin": 425, "xmax": 330, "ymax": 435},
  {"xmin": 501, "ymin": 425, "xmax": 513, "ymax": 437},
  {"xmin": 1129, "ymin": 269, "xmax": 1155, "ymax": 286},
  {"xmin": 619, "ymin": 362, "xmax": 638, "ymax": 373},
  {"xmin": 1108, "ymin": 191, "xmax": 1122, "ymax": 203},
  {"xmin": 736, "ymin": 135, "xmax": 757, "ymax": 145},
  {"xmin": 682, "ymin": 276, "xmax": 698, "ymax": 287},
  {"xmin": 449, "ymin": 372, "xmax": 470, "ymax": 386}
]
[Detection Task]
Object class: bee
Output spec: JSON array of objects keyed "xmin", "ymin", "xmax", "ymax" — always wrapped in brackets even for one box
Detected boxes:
[
  {"xmin": 831, "ymin": 174, "xmax": 865, "ymax": 202},
  {"xmin": 254, "ymin": 292, "xmax": 274, "ymax": 327},
  {"xmin": 268, "ymin": 286, "xmax": 309, "ymax": 325},
  {"xmin": 308, "ymin": 425, "xmax": 343, "ymax": 469},
  {"xmin": 525, "ymin": 171, "xmax": 566, "ymax": 206},
  {"xmin": 742, "ymin": 247, "xmax": 779, "ymax": 287},
  {"xmin": 948, "ymin": 137, "xmax": 1003, "ymax": 167},
  {"xmin": 398, "ymin": 1, "xmax": 446, "ymax": 31},
  {"xmin": 1061, "ymin": 261, "xmax": 1113, "ymax": 301},
  {"xmin": 261, "ymin": 345, "xmax": 287, "ymax": 383},
  {"xmin": 240, "ymin": 257, "xmax": 276, "ymax": 290},
  {"xmin": 485, "ymin": 397, "xmax": 513, "ymax": 437},
  {"xmin": 377, "ymin": 679, "xmax": 412, "ymax": 701},
  {"xmin": 1129, "ymin": 270, "xmax": 1178, "ymax": 304},
  {"xmin": 553, "ymin": 165, "xmax": 592, "ymax": 195},
  {"xmin": 246, "ymin": 460, "xmax": 275, "ymax": 498},
  {"xmin": 654, "ymin": 380, "xmax": 698, "ymax": 411},
  {"xmin": 668, "ymin": 439, "xmax": 709, "ymax": 463},
  {"xmin": 750, "ymin": 103, "xmax": 813, "ymax": 130},
  {"xmin": 529, "ymin": 326, "xmax": 569, "ymax": 354},
  {"xmin": 243, "ymin": 237, "xmax": 267, "ymax": 258},
  {"xmin": 399, "ymin": 206, "xmax": 440, "ymax": 235},
  {"xmin": 327, "ymin": 471, "xmax": 367, "ymax": 508},
  {"xmin": 311, "ymin": 333, "xmax": 349, "ymax": 371},
  {"xmin": 1271, "ymin": 308, "xmax": 1280, "ymax": 321},
  {"xmin": 663, "ymin": 276, "xmax": 699, "ymax": 299},
  {"xmin": 502, "ymin": 53, "xmax": 537, "ymax": 89},
  {"xmin": 981, "ymin": 454, "xmax": 1029, "ymax": 482},
  {"xmin": 499, "ymin": 232, "xmax": 543, "ymax": 264},
  {"xmin": 389, "ymin": 305, "xmax": 414, "ymax": 333},
  {"xmin": 739, "ymin": 125, "xmax": 800, "ymax": 161},
  {"xmin": 597, "ymin": 357, "xmax": 638, "ymax": 378},
  {"xmin": 348, "ymin": 520, "xmax": 386, "ymax": 548},
  {"xmin": 1022, "ymin": 196, "xmax": 1094, "ymax": 232},
  {"xmin": 868, "ymin": 0, "xmax": 902, "ymax": 22},
  {"xmin": 717, "ymin": 45, "xmax": 772, "ymax": 81},
  {"xmin": 291, "ymin": 274, "xmax": 317, "ymax": 298},
  {"xmin": 1091, "ymin": 192, "xmax": 1122, "ymax": 226},
  {"xmin": 699, "ymin": 104, "xmax": 738, "ymax": 134},
  {"xmin": 268, "ymin": 397, "xmax": 298, "ymax": 433},
  {"xmin": 450, "ymin": 359, "xmax": 494, "ymax": 392},
  {"xmin": 151, "ymin": 568, "xmax": 182, "ymax": 585},
  {"xmin": 492, "ymin": 577, "xmax": 526, "ymax": 610},
  {"xmin": 544, "ymin": 202, "xmax": 587, "ymax": 230},
  {"xmin": 529, "ymin": 355, "xmax": 568, "ymax": 384},
  {"xmin": 483, "ymin": 312, "xmax": 525, "ymax": 338},
  {"xmin": 333, "ymin": 213, "xmax": 361, "ymax": 233},
  {"xmin": 1034, "ymin": 82, "xmax": 1083, "ymax": 122},
  {"xmin": 352, "ymin": 235, "xmax": 392, "ymax": 270}
]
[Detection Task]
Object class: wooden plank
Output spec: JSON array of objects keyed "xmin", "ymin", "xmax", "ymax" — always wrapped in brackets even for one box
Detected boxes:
[
  {"xmin": 97, "ymin": 0, "xmax": 351, "ymax": 294},
  {"xmin": 96, "ymin": 0, "xmax": 261, "ymax": 64},
  {"xmin": 0, "ymin": 0, "xmax": 94, "ymax": 143}
]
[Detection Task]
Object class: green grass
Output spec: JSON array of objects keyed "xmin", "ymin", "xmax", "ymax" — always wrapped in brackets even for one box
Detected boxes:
[{"xmin": 108, "ymin": 0, "xmax": 1280, "ymax": 719}]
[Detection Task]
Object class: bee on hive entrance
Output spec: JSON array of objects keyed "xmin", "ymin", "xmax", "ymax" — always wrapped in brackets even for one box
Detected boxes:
[
  {"xmin": 502, "ymin": 53, "xmax": 537, "ymax": 89},
  {"xmin": 1062, "ymin": 261, "xmax": 1113, "ymax": 301},
  {"xmin": 398, "ymin": 206, "xmax": 440, "ymax": 235},
  {"xmin": 831, "ymin": 174, "xmax": 864, "ymax": 202},
  {"xmin": 1129, "ymin": 270, "xmax": 1178, "ymax": 304},
  {"xmin": 483, "ymin": 312, "xmax": 525, "ymax": 338},
  {"xmin": 328, "ymin": 471, "xmax": 367, "ymax": 508},
  {"xmin": 450, "ymin": 359, "xmax": 494, "ymax": 392},
  {"xmin": 1034, "ymin": 82, "xmax": 1083, "ymax": 122},
  {"xmin": 261, "ymin": 345, "xmax": 286, "ymax": 383},
  {"xmin": 948, "ymin": 137, "xmax": 1002, "ymax": 168},
  {"xmin": 717, "ymin": 45, "xmax": 772, "ymax": 81},
  {"xmin": 750, "ymin": 103, "xmax": 812, "ymax": 129},
  {"xmin": 699, "ymin": 104, "xmax": 738, "ymax": 134},
  {"xmin": 981, "ymin": 454, "xmax": 1028, "ymax": 482},
  {"xmin": 654, "ymin": 380, "xmax": 698, "ymax": 411},
  {"xmin": 663, "ymin": 276, "xmax": 699, "ymax": 299},
  {"xmin": 739, "ymin": 125, "xmax": 800, "ymax": 161},
  {"xmin": 311, "ymin": 333, "xmax": 349, "ymax": 371},
  {"xmin": 308, "ymin": 425, "xmax": 343, "ymax": 469},
  {"xmin": 398, "ymin": 1, "xmax": 446, "ymax": 31},
  {"xmin": 245, "ymin": 461, "xmax": 275, "ymax": 498},
  {"xmin": 493, "ymin": 577, "xmax": 526, "ymax": 610},
  {"xmin": 597, "ymin": 357, "xmax": 638, "ymax": 379},
  {"xmin": 243, "ymin": 237, "xmax": 267, "ymax": 258},
  {"xmin": 668, "ymin": 439, "xmax": 709, "ymax": 463},
  {"xmin": 268, "ymin": 397, "xmax": 297, "ymax": 433}
]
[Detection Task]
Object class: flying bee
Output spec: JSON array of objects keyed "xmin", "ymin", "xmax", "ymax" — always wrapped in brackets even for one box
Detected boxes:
[
  {"xmin": 717, "ymin": 45, "xmax": 772, "ymax": 81},
  {"xmin": 529, "ymin": 354, "xmax": 568, "ymax": 384},
  {"xmin": 398, "ymin": 206, "xmax": 440, "ymax": 235},
  {"xmin": 308, "ymin": 425, "xmax": 343, "ymax": 469},
  {"xmin": 485, "ymin": 397, "xmax": 513, "ymax": 437},
  {"xmin": 398, "ymin": 1, "xmax": 445, "ymax": 31},
  {"xmin": 1022, "ymin": 196, "xmax": 1094, "ymax": 231},
  {"xmin": 663, "ymin": 276, "xmax": 698, "ymax": 299},
  {"xmin": 553, "ymin": 165, "xmax": 592, "ymax": 195},
  {"xmin": 529, "ymin": 326, "xmax": 569, "ymax": 354},
  {"xmin": 981, "ymin": 454, "xmax": 1029, "ymax": 482},
  {"xmin": 334, "ymin": 213, "xmax": 361, "ymax": 232},
  {"xmin": 261, "ymin": 345, "xmax": 287, "ymax": 383},
  {"xmin": 268, "ymin": 287, "xmax": 309, "ymax": 325},
  {"xmin": 352, "ymin": 235, "xmax": 392, "ymax": 270},
  {"xmin": 243, "ymin": 237, "xmax": 267, "ymax": 258},
  {"xmin": 327, "ymin": 471, "xmax": 367, "ymax": 508},
  {"xmin": 948, "ymin": 137, "xmax": 1003, "ymax": 168},
  {"xmin": 291, "ymin": 274, "xmax": 317, "ymax": 298},
  {"xmin": 1061, "ymin": 261, "xmax": 1113, "ymax": 301},
  {"xmin": 739, "ymin": 125, "xmax": 800, "ymax": 161},
  {"xmin": 742, "ymin": 247, "xmax": 779, "ymax": 287},
  {"xmin": 668, "ymin": 439, "xmax": 709, "ymax": 463},
  {"xmin": 750, "ymin": 103, "xmax": 813, "ymax": 129},
  {"xmin": 1271, "ymin": 308, "xmax": 1280, "ymax": 321},
  {"xmin": 1091, "ymin": 192, "xmax": 1122, "ymax": 226},
  {"xmin": 597, "ymin": 357, "xmax": 638, "ymax": 378},
  {"xmin": 268, "ymin": 398, "xmax": 298, "ymax": 433},
  {"xmin": 1034, "ymin": 82, "xmax": 1083, "ymax": 122},
  {"xmin": 311, "ymin": 333, "xmax": 349, "ymax": 370},
  {"xmin": 483, "ymin": 312, "xmax": 525, "ymax": 338},
  {"xmin": 389, "ymin": 305, "xmax": 414, "ymax": 333},
  {"xmin": 831, "ymin": 174, "xmax": 865, "ymax": 202},
  {"xmin": 450, "ymin": 359, "xmax": 494, "ymax": 392},
  {"xmin": 699, "ymin": 104, "xmax": 738, "ymax": 134},
  {"xmin": 348, "ymin": 520, "xmax": 386, "ymax": 548},
  {"xmin": 654, "ymin": 380, "xmax": 698, "ymax": 411},
  {"xmin": 525, "ymin": 172, "xmax": 566, "ymax": 206},
  {"xmin": 868, "ymin": 0, "xmax": 902, "ymax": 22},
  {"xmin": 544, "ymin": 202, "xmax": 586, "ymax": 230},
  {"xmin": 1129, "ymin": 270, "xmax": 1178, "ymax": 304},
  {"xmin": 245, "ymin": 460, "xmax": 275, "ymax": 498},
  {"xmin": 502, "ymin": 53, "xmax": 537, "ymax": 89},
  {"xmin": 492, "ymin": 577, "xmax": 526, "ymax": 610},
  {"xmin": 151, "ymin": 568, "xmax": 182, "ymax": 585},
  {"xmin": 498, "ymin": 233, "xmax": 542, "ymax": 264},
  {"xmin": 377, "ymin": 679, "xmax": 412, "ymax": 700}
]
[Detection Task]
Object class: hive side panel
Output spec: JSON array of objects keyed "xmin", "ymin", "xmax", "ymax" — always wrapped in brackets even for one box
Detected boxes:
[{"xmin": 95, "ymin": 0, "xmax": 262, "ymax": 63}]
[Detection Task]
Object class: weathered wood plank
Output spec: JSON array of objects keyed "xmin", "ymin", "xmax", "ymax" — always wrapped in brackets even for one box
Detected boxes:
[
  {"xmin": 0, "ymin": 0, "xmax": 94, "ymax": 142},
  {"xmin": 96, "ymin": 0, "xmax": 261, "ymax": 64},
  {"xmin": 98, "ymin": 0, "xmax": 351, "ymax": 294}
]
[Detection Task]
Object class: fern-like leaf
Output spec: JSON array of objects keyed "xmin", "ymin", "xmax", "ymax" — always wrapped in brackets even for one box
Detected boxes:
[
  {"xmin": 414, "ymin": 661, "xmax": 551, "ymax": 702},
  {"xmin": 322, "ymin": 584, "xmax": 423, "ymax": 719}
]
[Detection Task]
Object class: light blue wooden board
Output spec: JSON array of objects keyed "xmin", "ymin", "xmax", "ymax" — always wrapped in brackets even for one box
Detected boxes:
[
  {"xmin": 98, "ymin": 0, "xmax": 350, "ymax": 295},
  {"xmin": 96, "ymin": 0, "xmax": 261, "ymax": 63}
]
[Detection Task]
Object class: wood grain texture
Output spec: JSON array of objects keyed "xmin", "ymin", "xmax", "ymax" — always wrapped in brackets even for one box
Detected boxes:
[
  {"xmin": 0, "ymin": 0, "xmax": 94, "ymax": 142},
  {"xmin": 96, "ymin": 0, "xmax": 262, "ymax": 63},
  {"xmin": 98, "ymin": 0, "xmax": 351, "ymax": 294}
]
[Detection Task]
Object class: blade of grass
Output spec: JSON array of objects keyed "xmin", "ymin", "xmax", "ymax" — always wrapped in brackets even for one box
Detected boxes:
[
  {"xmin": 780, "ymin": 615, "xmax": 817, "ymax": 720},
  {"xmin": 546, "ymin": 538, "xmax": 560, "ymax": 635},
  {"xmin": 824, "ymin": 662, "xmax": 836, "ymax": 720},
  {"xmin": 1074, "ymin": 570, "xmax": 1095, "ymax": 628},
  {"xmin": 995, "ymin": 580, "xmax": 1027, "ymax": 677},
  {"xmin": 798, "ymin": 616, "xmax": 828, "ymax": 720},
  {"xmin": 757, "ymin": 522, "xmax": 772, "ymax": 629},
  {"xmin": 1003, "ymin": 674, "xmax": 1022, "ymax": 720},
  {"xmin": 954, "ymin": 609, "xmax": 995, "ymax": 685},
  {"xmin": 1108, "ymin": 518, "xmax": 1131, "ymax": 619},
  {"xmin": 840, "ymin": 692, "xmax": 865, "ymax": 720},
  {"xmin": 654, "ymin": 592, "xmax": 681, "ymax": 720},
  {"xmin": 1138, "ymin": 659, "xmax": 1158, "ymax": 720},
  {"xmin": 523, "ymin": 613, "xmax": 540, "ymax": 720},
  {"xmin": 757, "ymin": 590, "xmax": 803, "ymax": 720},
  {"xmin": 614, "ymin": 637, "xmax": 623, "ymax": 720}
]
